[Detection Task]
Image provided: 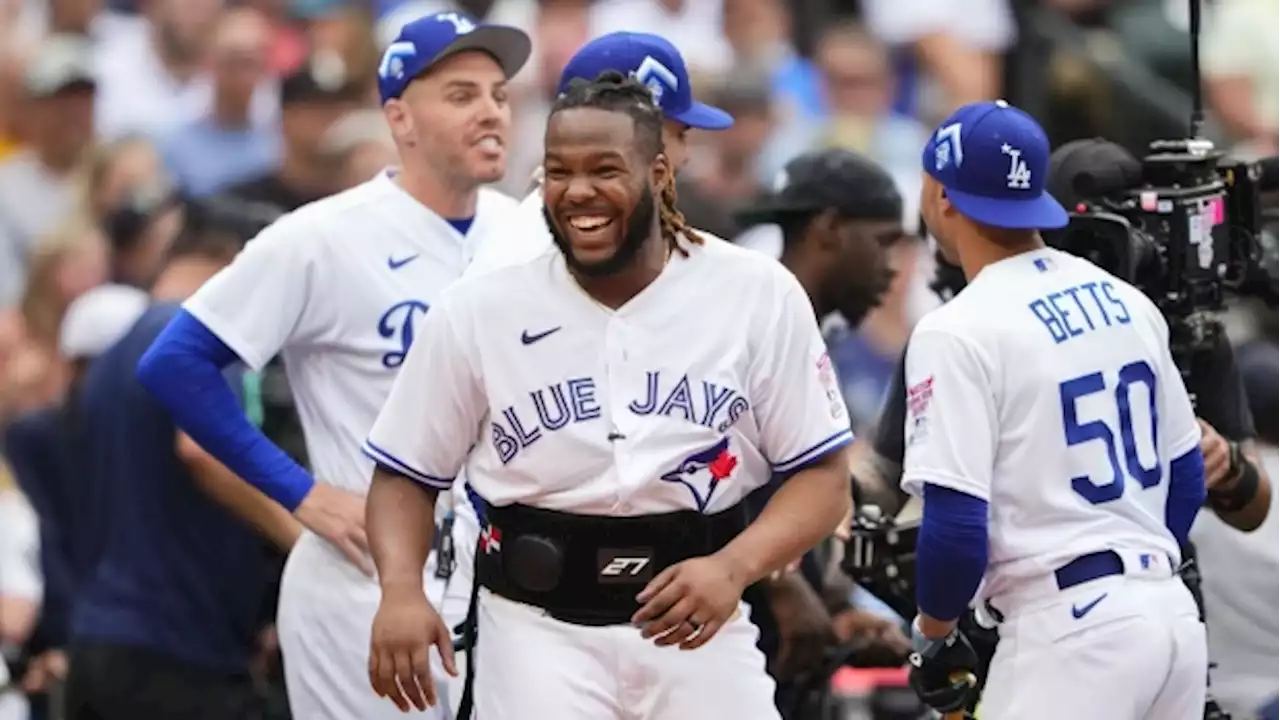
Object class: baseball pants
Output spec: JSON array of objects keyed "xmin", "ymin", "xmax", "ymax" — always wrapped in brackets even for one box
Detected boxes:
[
  {"xmin": 471, "ymin": 589, "xmax": 780, "ymax": 720},
  {"xmin": 979, "ymin": 573, "xmax": 1206, "ymax": 720},
  {"xmin": 277, "ymin": 530, "xmax": 471, "ymax": 720}
]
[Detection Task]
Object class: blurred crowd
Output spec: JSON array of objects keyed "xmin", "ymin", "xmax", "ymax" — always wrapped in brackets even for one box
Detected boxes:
[{"xmin": 0, "ymin": 1, "xmax": 1275, "ymax": 719}]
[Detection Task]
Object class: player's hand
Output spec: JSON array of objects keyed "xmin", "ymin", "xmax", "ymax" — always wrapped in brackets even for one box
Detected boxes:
[
  {"xmin": 1198, "ymin": 419, "xmax": 1233, "ymax": 489},
  {"xmin": 907, "ymin": 623, "xmax": 981, "ymax": 714},
  {"xmin": 368, "ymin": 585, "xmax": 457, "ymax": 712},
  {"xmin": 294, "ymin": 483, "xmax": 373, "ymax": 575},
  {"xmin": 632, "ymin": 554, "xmax": 749, "ymax": 650},
  {"xmin": 767, "ymin": 571, "xmax": 837, "ymax": 679}
]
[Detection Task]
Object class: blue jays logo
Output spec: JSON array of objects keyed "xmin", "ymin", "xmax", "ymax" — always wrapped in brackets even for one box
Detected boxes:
[
  {"xmin": 377, "ymin": 300, "xmax": 429, "ymax": 368},
  {"xmin": 660, "ymin": 437, "xmax": 739, "ymax": 513},
  {"xmin": 633, "ymin": 56, "xmax": 678, "ymax": 106}
]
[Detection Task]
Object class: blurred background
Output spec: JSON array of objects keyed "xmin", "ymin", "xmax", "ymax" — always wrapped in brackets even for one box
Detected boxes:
[{"xmin": 0, "ymin": 1, "xmax": 1275, "ymax": 719}]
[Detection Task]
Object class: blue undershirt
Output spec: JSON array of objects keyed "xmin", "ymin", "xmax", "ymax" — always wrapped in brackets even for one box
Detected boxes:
[
  {"xmin": 137, "ymin": 310, "xmax": 314, "ymax": 510},
  {"xmin": 915, "ymin": 446, "xmax": 1206, "ymax": 622},
  {"xmin": 448, "ymin": 217, "xmax": 474, "ymax": 235}
]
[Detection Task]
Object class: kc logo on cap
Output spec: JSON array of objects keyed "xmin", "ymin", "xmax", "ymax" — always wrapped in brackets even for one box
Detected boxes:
[{"xmin": 922, "ymin": 100, "xmax": 1068, "ymax": 230}]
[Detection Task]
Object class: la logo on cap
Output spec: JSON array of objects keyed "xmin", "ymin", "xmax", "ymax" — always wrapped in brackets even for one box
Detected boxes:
[
  {"xmin": 1002, "ymin": 143, "xmax": 1032, "ymax": 190},
  {"xmin": 438, "ymin": 12, "xmax": 475, "ymax": 34}
]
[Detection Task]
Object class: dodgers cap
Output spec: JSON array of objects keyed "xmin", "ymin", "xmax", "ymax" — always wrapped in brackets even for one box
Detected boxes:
[
  {"xmin": 377, "ymin": 11, "xmax": 531, "ymax": 103},
  {"xmin": 557, "ymin": 32, "xmax": 733, "ymax": 131},
  {"xmin": 924, "ymin": 100, "xmax": 1068, "ymax": 230},
  {"xmin": 736, "ymin": 148, "xmax": 903, "ymax": 227}
]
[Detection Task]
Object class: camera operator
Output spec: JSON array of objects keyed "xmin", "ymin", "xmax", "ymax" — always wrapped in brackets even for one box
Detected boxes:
[
  {"xmin": 734, "ymin": 148, "xmax": 914, "ymax": 717},
  {"xmin": 1187, "ymin": 327, "xmax": 1280, "ymax": 712},
  {"xmin": 1048, "ymin": 139, "xmax": 1273, "ymax": 533}
]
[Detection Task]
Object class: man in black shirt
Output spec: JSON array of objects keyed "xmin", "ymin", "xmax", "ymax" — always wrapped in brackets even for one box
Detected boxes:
[
  {"xmin": 221, "ymin": 55, "xmax": 363, "ymax": 215},
  {"xmin": 735, "ymin": 148, "xmax": 912, "ymax": 718}
]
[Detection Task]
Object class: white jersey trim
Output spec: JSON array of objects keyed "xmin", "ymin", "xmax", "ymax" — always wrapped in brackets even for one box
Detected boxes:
[
  {"xmin": 772, "ymin": 428, "xmax": 854, "ymax": 474},
  {"xmin": 362, "ymin": 440, "xmax": 455, "ymax": 490}
]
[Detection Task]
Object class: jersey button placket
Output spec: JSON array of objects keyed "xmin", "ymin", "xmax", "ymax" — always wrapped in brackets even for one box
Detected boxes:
[{"xmin": 604, "ymin": 318, "xmax": 632, "ymax": 511}]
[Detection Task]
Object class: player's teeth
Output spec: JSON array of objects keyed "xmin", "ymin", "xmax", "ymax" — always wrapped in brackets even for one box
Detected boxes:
[
  {"xmin": 570, "ymin": 216, "xmax": 610, "ymax": 230},
  {"xmin": 477, "ymin": 137, "xmax": 500, "ymax": 149}
]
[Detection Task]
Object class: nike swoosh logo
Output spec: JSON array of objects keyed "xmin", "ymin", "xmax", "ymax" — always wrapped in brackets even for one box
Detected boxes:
[
  {"xmin": 1071, "ymin": 592, "xmax": 1108, "ymax": 619},
  {"xmin": 388, "ymin": 254, "xmax": 419, "ymax": 270},
  {"xmin": 521, "ymin": 327, "xmax": 561, "ymax": 345}
]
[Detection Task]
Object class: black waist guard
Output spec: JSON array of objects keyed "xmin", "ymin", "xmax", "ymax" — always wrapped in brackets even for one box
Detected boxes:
[{"xmin": 475, "ymin": 500, "xmax": 748, "ymax": 626}]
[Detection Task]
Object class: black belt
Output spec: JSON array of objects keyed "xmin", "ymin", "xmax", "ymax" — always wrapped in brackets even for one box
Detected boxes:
[
  {"xmin": 475, "ymin": 500, "xmax": 748, "ymax": 626},
  {"xmin": 1054, "ymin": 550, "xmax": 1125, "ymax": 591}
]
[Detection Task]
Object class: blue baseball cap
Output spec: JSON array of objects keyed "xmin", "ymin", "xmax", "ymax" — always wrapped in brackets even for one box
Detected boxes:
[
  {"xmin": 924, "ymin": 100, "xmax": 1068, "ymax": 230},
  {"xmin": 557, "ymin": 32, "xmax": 733, "ymax": 131},
  {"xmin": 377, "ymin": 12, "xmax": 531, "ymax": 104}
]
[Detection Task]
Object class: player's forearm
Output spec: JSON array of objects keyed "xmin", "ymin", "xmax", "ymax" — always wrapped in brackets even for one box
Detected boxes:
[
  {"xmin": 915, "ymin": 484, "xmax": 988, "ymax": 629},
  {"xmin": 1210, "ymin": 441, "xmax": 1271, "ymax": 532},
  {"xmin": 367, "ymin": 467, "xmax": 437, "ymax": 594},
  {"xmin": 178, "ymin": 433, "xmax": 303, "ymax": 552},
  {"xmin": 716, "ymin": 451, "xmax": 851, "ymax": 587},
  {"xmin": 138, "ymin": 310, "xmax": 314, "ymax": 510}
]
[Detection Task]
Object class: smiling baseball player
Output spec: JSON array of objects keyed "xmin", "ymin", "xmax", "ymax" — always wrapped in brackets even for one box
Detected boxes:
[
  {"xmin": 360, "ymin": 72, "xmax": 852, "ymax": 720},
  {"xmin": 436, "ymin": 33, "xmax": 736, "ymax": 693},
  {"xmin": 900, "ymin": 100, "xmax": 1208, "ymax": 720},
  {"xmin": 137, "ymin": 12, "xmax": 529, "ymax": 719}
]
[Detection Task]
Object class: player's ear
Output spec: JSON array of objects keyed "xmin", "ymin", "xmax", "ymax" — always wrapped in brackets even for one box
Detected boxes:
[
  {"xmin": 381, "ymin": 101, "xmax": 411, "ymax": 146},
  {"xmin": 813, "ymin": 209, "xmax": 843, "ymax": 251},
  {"xmin": 650, "ymin": 152, "xmax": 672, "ymax": 194}
]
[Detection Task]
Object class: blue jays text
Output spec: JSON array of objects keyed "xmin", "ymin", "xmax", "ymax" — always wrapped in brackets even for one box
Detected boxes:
[
  {"xmin": 1028, "ymin": 280, "xmax": 1132, "ymax": 344},
  {"xmin": 492, "ymin": 372, "xmax": 751, "ymax": 464}
]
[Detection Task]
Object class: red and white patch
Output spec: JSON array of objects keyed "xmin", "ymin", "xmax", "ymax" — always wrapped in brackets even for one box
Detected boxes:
[
  {"xmin": 817, "ymin": 351, "xmax": 837, "ymax": 387},
  {"xmin": 480, "ymin": 524, "xmax": 502, "ymax": 554},
  {"xmin": 907, "ymin": 376, "xmax": 934, "ymax": 418}
]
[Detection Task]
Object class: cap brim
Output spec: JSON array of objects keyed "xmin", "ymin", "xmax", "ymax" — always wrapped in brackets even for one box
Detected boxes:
[
  {"xmin": 733, "ymin": 196, "xmax": 814, "ymax": 227},
  {"xmin": 668, "ymin": 101, "xmax": 734, "ymax": 131},
  {"xmin": 946, "ymin": 188, "xmax": 1069, "ymax": 230},
  {"xmin": 434, "ymin": 26, "xmax": 532, "ymax": 80}
]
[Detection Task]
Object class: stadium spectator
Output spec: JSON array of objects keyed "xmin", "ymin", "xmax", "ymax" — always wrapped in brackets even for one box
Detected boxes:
[
  {"xmin": 217, "ymin": 53, "xmax": 362, "ymax": 214},
  {"xmin": 94, "ymin": 0, "xmax": 276, "ymax": 141},
  {"xmin": 1202, "ymin": 0, "xmax": 1279, "ymax": 156},
  {"xmin": 161, "ymin": 7, "xmax": 281, "ymax": 198},
  {"xmin": 859, "ymin": 0, "xmax": 1013, "ymax": 118},
  {"xmin": 0, "ymin": 34, "xmax": 96, "ymax": 309},
  {"xmin": 320, "ymin": 108, "xmax": 396, "ymax": 191},
  {"xmin": 0, "ymin": 460, "xmax": 40, "ymax": 720},
  {"xmin": 4, "ymin": 222, "xmax": 109, "ymax": 419},
  {"xmin": 62, "ymin": 216, "xmax": 300, "ymax": 720}
]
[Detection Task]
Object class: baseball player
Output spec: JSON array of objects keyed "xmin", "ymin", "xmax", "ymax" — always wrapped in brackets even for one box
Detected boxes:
[
  {"xmin": 466, "ymin": 31, "xmax": 733, "ymax": 275},
  {"xmin": 361, "ymin": 72, "xmax": 852, "ymax": 720},
  {"xmin": 136, "ymin": 12, "xmax": 530, "ymax": 720},
  {"xmin": 901, "ymin": 100, "xmax": 1208, "ymax": 720},
  {"xmin": 436, "ymin": 32, "xmax": 737, "ymax": 691}
]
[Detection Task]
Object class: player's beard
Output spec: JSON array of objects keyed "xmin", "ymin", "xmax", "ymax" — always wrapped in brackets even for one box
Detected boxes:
[{"xmin": 545, "ymin": 185, "xmax": 656, "ymax": 278}]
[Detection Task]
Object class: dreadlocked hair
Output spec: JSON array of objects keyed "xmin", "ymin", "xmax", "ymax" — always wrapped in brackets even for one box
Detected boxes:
[{"xmin": 550, "ymin": 70, "xmax": 705, "ymax": 255}]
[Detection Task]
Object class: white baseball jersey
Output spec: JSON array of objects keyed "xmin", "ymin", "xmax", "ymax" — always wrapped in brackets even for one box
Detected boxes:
[
  {"xmin": 465, "ymin": 187, "xmax": 547, "ymax": 277},
  {"xmin": 900, "ymin": 248, "xmax": 1200, "ymax": 601},
  {"xmin": 184, "ymin": 170, "xmax": 518, "ymax": 495},
  {"xmin": 365, "ymin": 236, "xmax": 853, "ymax": 515}
]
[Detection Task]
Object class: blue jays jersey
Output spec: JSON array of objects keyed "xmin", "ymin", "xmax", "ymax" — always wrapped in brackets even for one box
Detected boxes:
[
  {"xmin": 184, "ymin": 170, "xmax": 518, "ymax": 494},
  {"xmin": 364, "ymin": 236, "xmax": 854, "ymax": 515}
]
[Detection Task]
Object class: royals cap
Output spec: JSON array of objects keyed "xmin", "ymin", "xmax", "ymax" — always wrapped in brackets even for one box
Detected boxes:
[
  {"xmin": 923, "ymin": 100, "xmax": 1068, "ymax": 230},
  {"xmin": 558, "ymin": 32, "xmax": 733, "ymax": 131},
  {"xmin": 735, "ymin": 148, "xmax": 903, "ymax": 227},
  {"xmin": 377, "ymin": 11, "xmax": 531, "ymax": 103}
]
